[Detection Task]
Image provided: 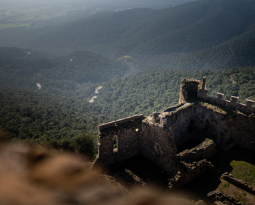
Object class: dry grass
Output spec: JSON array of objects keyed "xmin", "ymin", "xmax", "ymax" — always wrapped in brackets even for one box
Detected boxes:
[
  {"xmin": 218, "ymin": 179, "xmax": 255, "ymax": 204},
  {"xmin": 200, "ymin": 102, "xmax": 227, "ymax": 114}
]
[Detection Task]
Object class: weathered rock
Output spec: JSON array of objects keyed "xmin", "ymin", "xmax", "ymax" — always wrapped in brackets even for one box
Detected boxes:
[
  {"xmin": 177, "ymin": 138, "xmax": 218, "ymax": 161},
  {"xmin": 0, "ymin": 133, "xmax": 195, "ymax": 205},
  {"xmin": 169, "ymin": 160, "xmax": 214, "ymax": 189}
]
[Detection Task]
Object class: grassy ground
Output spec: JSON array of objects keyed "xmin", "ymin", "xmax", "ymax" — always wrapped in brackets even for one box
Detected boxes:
[
  {"xmin": 218, "ymin": 178, "xmax": 255, "ymax": 204},
  {"xmin": 230, "ymin": 160, "xmax": 255, "ymax": 187},
  {"xmin": 178, "ymin": 145, "xmax": 255, "ymax": 203},
  {"xmin": 104, "ymin": 146, "xmax": 255, "ymax": 203},
  {"xmin": 211, "ymin": 146, "xmax": 255, "ymax": 187}
]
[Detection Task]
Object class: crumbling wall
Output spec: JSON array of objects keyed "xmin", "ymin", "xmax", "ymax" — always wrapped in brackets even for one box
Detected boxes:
[
  {"xmin": 195, "ymin": 76, "xmax": 255, "ymax": 150},
  {"xmin": 224, "ymin": 112, "xmax": 255, "ymax": 150},
  {"xmin": 169, "ymin": 160, "xmax": 214, "ymax": 189},
  {"xmin": 200, "ymin": 93, "xmax": 255, "ymax": 113},
  {"xmin": 140, "ymin": 121, "xmax": 177, "ymax": 176},
  {"xmin": 195, "ymin": 104, "xmax": 228, "ymax": 144},
  {"xmin": 179, "ymin": 79, "xmax": 201, "ymax": 103},
  {"xmin": 93, "ymin": 76, "xmax": 255, "ymax": 189},
  {"xmin": 93, "ymin": 115, "xmax": 144, "ymax": 167},
  {"xmin": 197, "ymin": 90, "xmax": 255, "ymax": 114},
  {"xmin": 177, "ymin": 138, "xmax": 218, "ymax": 161},
  {"xmin": 162, "ymin": 104, "xmax": 204, "ymax": 146},
  {"xmin": 195, "ymin": 103, "xmax": 255, "ymax": 150}
]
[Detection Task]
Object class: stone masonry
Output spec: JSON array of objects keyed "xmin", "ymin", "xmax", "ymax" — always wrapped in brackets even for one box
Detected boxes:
[{"xmin": 92, "ymin": 77, "xmax": 255, "ymax": 188}]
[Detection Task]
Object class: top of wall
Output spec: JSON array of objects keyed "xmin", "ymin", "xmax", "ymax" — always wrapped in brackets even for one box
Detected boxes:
[{"xmin": 99, "ymin": 115, "xmax": 145, "ymax": 131}]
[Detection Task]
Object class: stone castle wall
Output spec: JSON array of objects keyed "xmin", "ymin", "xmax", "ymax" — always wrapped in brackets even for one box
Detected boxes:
[
  {"xmin": 94, "ymin": 115, "xmax": 144, "ymax": 166},
  {"xmin": 140, "ymin": 121, "xmax": 177, "ymax": 175},
  {"xmin": 93, "ymin": 77, "xmax": 255, "ymax": 188},
  {"xmin": 196, "ymin": 76, "xmax": 255, "ymax": 114}
]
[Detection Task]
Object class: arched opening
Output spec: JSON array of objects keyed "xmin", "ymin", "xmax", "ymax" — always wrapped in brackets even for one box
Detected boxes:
[{"xmin": 112, "ymin": 135, "xmax": 118, "ymax": 153}]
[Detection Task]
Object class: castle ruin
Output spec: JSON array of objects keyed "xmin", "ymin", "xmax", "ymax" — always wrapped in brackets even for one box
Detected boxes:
[{"xmin": 92, "ymin": 77, "xmax": 255, "ymax": 188}]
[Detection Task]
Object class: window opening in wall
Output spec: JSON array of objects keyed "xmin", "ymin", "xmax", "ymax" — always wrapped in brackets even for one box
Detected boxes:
[{"xmin": 112, "ymin": 135, "xmax": 118, "ymax": 152}]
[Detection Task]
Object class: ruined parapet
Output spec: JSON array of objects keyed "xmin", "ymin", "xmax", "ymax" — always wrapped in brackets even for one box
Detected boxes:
[
  {"xmin": 227, "ymin": 96, "xmax": 240, "ymax": 108},
  {"xmin": 98, "ymin": 115, "xmax": 144, "ymax": 130},
  {"xmin": 176, "ymin": 138, "xmax": 218, "ymax": 162},
  {"xmin": 93, "ymin": 115, "xmax": 144, "ymax": 167},
  {"xmin": 179, "ymin": 79, "xmax": 201, "ymax": 103},
  {"xmin": 168, "ymin": 160, "xmax": 214, "ymax": 189},
  {"xmin": 140, "ymin": 117, "xmax": 178, "ymax": 176},
  {"xmin": 207, "ymin": 191, "xmax": 244, "ymax": 205},
  {"xmin": 197, "ymin": 89, "xmax": 255, "ymax": 114},
  {"xmin": 214, "ymin": 93, "xmax": 226, "ymax": 106},
  {"xmin": 246, "ymin": 100, "xmax": 255, "ymax": 112},
  {"xmin": 179, "ymin": 77, "xmax": 255, "ymax": 114}
]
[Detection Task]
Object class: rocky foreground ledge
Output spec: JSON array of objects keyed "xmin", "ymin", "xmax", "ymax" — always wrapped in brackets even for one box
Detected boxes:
[{"xmin": 0, "ymin": 132, "xmax": 197, "ymax": 205}]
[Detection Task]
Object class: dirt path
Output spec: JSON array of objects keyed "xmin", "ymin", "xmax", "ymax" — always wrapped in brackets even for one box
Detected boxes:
[{"xmin": 89, "ymin": 86, "xmax": 103, "ymax": 103}]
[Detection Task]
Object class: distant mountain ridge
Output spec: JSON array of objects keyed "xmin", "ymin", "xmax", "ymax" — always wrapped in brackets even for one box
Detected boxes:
[
  {"xmin": 0, "ymin": 0, "xmax": 254, "ymax": 56},
  {"xmin": 0, "ymin": 0, "xmax": 255, "ymax": 71}
]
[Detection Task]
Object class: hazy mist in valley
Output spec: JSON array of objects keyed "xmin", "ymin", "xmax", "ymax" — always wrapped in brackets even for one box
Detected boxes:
[{"xmin": 0, "ymin": 0, "xmax": 194, "ymax": 7}]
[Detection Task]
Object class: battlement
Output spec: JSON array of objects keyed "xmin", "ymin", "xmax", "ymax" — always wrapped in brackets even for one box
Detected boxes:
[
  {"xmin": 197, "ymin": 90, "xmax": 255, "ymax": 114},
  {"xmin": 179, "ymin": 76, "xmax": 255, "ymax": 114}
]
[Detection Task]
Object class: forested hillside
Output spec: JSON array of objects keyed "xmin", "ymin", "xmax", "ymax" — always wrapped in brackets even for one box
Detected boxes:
[
  {"xmin": 0, "ymin": 47, "xmax": 57, "ymax": 59},
  {"xmin": 1, "ymin": 66, "xmax": 255, "ymax": 156},
  {"xmin": 80, "ymin": 66, "xmax": 255, "ymax": 118},
  {"xmin": 0, "ymin": 88, "xmax": 107, "ymax": 158},
  {"xmin": 0, "ymin": 49, "xmax": 129, "ymax": 95},
  {"xmin": 166, "ymin": 36, "xmax": 255, "ymax": 71}
]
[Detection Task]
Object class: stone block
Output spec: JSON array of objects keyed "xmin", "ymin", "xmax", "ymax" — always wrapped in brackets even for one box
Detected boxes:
[
  {"xmin": 246, "ymin": 100, "xmax": 255, "ymax": 108},
  {"xmin": 230, "ymin": 96, "xmax": 239, "ymax": 104},
  {"xmin": 216, "ymin": 93, "xmax": 224, "ymax": 101},
  {"xmin": 202, "ymin": 76, "xmax": 206, "ymax": 90}
]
